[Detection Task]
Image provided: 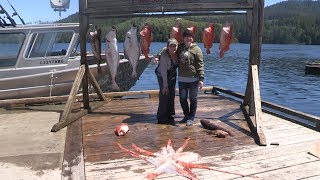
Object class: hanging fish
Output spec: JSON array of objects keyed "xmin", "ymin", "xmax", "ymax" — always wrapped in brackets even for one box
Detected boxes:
[
  {"xmin": 170, "ymin": 18, "xmax": 183, "ymax": 44},
  {"xmin": 114, "ymin": 123, "xmax": 129, "ymax": 136},
  {"xmin": 187, "ymin": 25, "xmax": 197, "ymax": 34},
  {"xmin": 202, "ymin": 23, "xmax": 215, "ymax": 55},
  {"xmin": 124, "ymin": 24, "xmax": 140, "ymax": 78},
  {"xmin": 140, "ymin": 23, "xmax": 152, "ymax": 62},
  {"xmin": 89, "ymin": 26, "xmax": 102, "ymax": 73},
  {"xmin": 219, "ymin": 22, "xmax": 233, "ymax": 58},
  {"xmin": 105, "ymin": 27, "xmax": 120, "ymax": 90}
]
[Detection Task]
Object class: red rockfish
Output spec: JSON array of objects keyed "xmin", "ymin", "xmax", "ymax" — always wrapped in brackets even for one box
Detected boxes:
[
  {"xmin": 202, "ymin": 23, "xmax": 215, "ymax": 54},
  {"xmin": 187, "ymin": 25, "xmax": 197, "ymax": 34},
  {"xmin": 114, "ymin": 123, "xmax": 129, "ymax": 136},
  {"xmin": 140, "ymin": 23, "xmax": 152, "ymax": 62},
  {"xmin": 219, "ymin": 22, "xmax": 233, "ymax": 58},
  {"xmin": 170, "ymin": 18, "xmax": 183, "ymax": 44}
]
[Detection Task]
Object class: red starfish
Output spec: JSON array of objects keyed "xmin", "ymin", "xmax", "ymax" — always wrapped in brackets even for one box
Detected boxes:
[{"xmin": 115, "ymin": 138, "xmax": 257, "ymax": 179}]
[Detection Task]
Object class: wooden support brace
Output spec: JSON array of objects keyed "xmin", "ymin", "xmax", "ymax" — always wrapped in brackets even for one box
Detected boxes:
[
  {"xmin": 51, "ymin": 65, "xmax": 86, "ymax": 132},
  {"xmin": 87, "ymin": 66, "xmax": 107, "ymax": 101},
  {"xmin": 251, "ymin": 65, "xmax": 266, "ymax": 145},
  {"xmin": 51, "ymin": 65, "xmax": 107, "ymax": 132}
]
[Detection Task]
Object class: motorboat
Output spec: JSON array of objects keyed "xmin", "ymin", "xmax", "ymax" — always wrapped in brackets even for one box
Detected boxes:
[
  {"xmin": 0, "ymin": 9, "xmax": 150, "ymax": 100},
  {"xmin": 305, "ymin": 62, "xmax": 320, "ymax": 75}
]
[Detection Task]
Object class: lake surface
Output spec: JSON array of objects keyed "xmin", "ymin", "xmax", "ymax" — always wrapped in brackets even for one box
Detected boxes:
[
  {"xmin": 1, "ymin": 42, "xmax": 319, "ymax": 116},
  {"xmin": 130, "ymin": 42, "xmax": 320, "ymax": 117}
]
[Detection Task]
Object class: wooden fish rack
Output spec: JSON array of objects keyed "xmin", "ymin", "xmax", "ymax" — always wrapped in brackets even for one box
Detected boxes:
[
  {"xmin": 71, "ymin": 0, "xmax": 267, "ymax": 145},
  {"xmin": 52, "ymin": 0, "xmax": 265, "ymax": 147}
]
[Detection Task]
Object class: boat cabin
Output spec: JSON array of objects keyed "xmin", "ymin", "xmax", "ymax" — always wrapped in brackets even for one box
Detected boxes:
[{"xmin": 0, "ymin": 23, "xmax": 80, "ymax": 78}]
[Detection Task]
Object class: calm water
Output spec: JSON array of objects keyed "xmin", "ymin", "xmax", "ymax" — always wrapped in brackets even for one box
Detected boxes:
[
  {"xmin": 2, "ymin": 42, "xmax": 319, "ymax": 116},
  {"xmin": 130, "ymin": 42, "xmax": 320, "ymax": 117}
]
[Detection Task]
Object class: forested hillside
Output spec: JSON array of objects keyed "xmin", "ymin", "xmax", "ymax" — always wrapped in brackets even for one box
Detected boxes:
[{"xmin": 58, "ymin": 0, "xmax": 320, "ymax": 44}]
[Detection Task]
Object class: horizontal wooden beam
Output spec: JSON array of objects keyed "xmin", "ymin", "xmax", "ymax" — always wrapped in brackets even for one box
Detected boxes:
[
  {"xmin": 85, "ymin": 0, "xmax": 253, "ymax": 17},
  {"xmin": 90, "ymin": 11, "xmax": 247, "ymax": 18}
]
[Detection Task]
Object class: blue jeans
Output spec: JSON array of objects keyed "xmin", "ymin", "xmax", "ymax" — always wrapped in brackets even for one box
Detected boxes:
[{"xmin": 178, "ymin": 81, "xmax": 199, "ymax": 120}]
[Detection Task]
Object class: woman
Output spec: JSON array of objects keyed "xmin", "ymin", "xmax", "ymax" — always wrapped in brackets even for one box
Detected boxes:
[
  {"xmin": 177, "ymin": 30, "xmax": 204, "ymax": 126},
  {"xmin": 155, "ymin": 38, "xmax": 179, "ymax": 126}
]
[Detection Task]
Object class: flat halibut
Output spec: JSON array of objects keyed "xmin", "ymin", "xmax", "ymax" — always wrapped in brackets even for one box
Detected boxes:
[
  {"xmin": 105, "ymin": 27, "xmax": 120, "ymax": 90},
  {"xmin": 124, "ymin": 24, "xmax": 140, "ymax": 78}
]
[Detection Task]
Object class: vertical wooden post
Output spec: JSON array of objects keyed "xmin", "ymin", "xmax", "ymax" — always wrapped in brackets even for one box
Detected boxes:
[
  {"xmin": 79, "ymin": 0, "xmax": 90, "ymax": 110},
  {"xmin": 242, "ymin": 0, "xmax": 266, "ymax": 145},
  {"xmin": 244, "ymin": 0, "xmax": 264, "ymax": 115}
]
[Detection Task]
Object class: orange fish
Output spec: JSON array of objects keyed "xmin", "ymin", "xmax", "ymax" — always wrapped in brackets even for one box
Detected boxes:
[
  {"xmin": 219, "ymin": 22, "xmax": 233, "ymax": 58},
  {"xmin": 114, "ymin": 123, "xmax": 129, "ymax": 136},
  {"xmin": 170, "ymin": 18, "xmax": 183, "ymax": 44},
  {"xmin": 202, "ymin": 23, "xmax": 215, "ymax": 54},
  {"xmin": 187, "ymin": 25, "xmax": 197, "ymax": 34},
  {"xmin": 139, "ymin": 23, "xmax": 152, "ymax": 62}
]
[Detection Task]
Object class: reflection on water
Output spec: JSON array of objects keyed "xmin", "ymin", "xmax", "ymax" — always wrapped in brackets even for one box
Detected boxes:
[{"xmin": 132, "ymin": 43, "xmax": 320, "ymax": 117}]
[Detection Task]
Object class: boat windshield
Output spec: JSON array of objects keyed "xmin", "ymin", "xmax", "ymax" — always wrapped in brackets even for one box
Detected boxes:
[
  {"xmin": 25, "ymin": 31, "xmax": 73, "ymax": 59},
  {"xmin": 0, "ymin": 33, "xmax": 25, "ymax": 67}
]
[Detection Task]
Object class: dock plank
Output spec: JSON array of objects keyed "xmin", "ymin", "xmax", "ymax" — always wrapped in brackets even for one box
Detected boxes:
[{"xmin": 78, "ymin": 93, "xmax": 320, "ymax": 179}]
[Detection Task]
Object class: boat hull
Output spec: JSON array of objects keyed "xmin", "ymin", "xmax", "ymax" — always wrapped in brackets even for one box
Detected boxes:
[
  {"xmin": 0, "ymin": 57, "xmax": 150, "ymax": 100},
  {"xmin": 305, "ymin": 62, "xmax": 320, "ymax": 75}
]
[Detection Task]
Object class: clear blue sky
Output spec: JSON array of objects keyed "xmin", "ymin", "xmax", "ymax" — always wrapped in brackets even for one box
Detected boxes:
[{"xmin": 1, "ymin": 0, "xmax": 285, "ymax": 24}]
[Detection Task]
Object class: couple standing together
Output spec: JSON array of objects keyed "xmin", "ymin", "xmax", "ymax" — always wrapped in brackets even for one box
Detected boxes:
[{"xmin": 155, "ymin": 29, "xmax": 204, "ymax": 126}]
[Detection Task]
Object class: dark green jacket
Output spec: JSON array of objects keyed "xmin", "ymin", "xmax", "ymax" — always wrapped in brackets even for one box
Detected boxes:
[{"xmin": 178, "ymin": 43, "xmax": 204, "ymax": 81}]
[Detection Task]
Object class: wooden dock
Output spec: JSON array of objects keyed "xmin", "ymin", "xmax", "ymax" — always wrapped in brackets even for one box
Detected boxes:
[{"xmin": 63, "ymin": 92, "xmax": 320, "ymax": 179}]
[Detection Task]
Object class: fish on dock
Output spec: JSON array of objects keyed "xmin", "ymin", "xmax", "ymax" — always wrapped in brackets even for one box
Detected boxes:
[
  {"xmin": 124, "ymin": 24, "xmax": 140, "ymax": 78},
  {"xmin": 140, "ymin": 23, "xmax": 152, "ymax": 62},
  {"xmin": 170, "ymin": 18, "xmax": 183, "ymax": 44},
  {"xmin": 105, "ymin": 27, "xmax": 120, "ymax": 90},
  {"xmin": 114, "ymin": 123, "xmax": 129, "ymax": 136},
  {"xmin": 200, "ymin": 119, "xmax": 234, "ymax": 137},
  {"xmin": 202, "ymin": 23, "xmax": 215, "ymax": 54},
  {"xmin": 219, "ymin": 22, "xmax": 233, "ymax": 58}
]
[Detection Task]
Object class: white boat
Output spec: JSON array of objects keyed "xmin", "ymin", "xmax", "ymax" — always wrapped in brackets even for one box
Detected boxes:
[{"xmin": 0, "ymin": 21, "xmax": 150, "ymax": 100}]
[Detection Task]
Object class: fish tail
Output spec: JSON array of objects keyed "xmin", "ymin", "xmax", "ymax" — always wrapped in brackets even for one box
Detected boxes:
[
  {"xmin": 112, "ymin": 81, "xmax": 120, "ymax": 91},
  {"xmin": 132, "ymin": 69, "xmax": 137, "ymax": 78},
  {"xmin": 206, "ymin": 49, "xmax": 210, "ymax": 54},
  {"xmin": 219, "ymin": 51, "xmax": 224, "ymax": 58},
  {"xmin": 145, "ymin": 56, "xmax": 150, "ymax": 62}
]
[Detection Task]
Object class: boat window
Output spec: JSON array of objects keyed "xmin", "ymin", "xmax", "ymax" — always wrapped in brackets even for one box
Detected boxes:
[
  {"xmin": 25, "ymin": 31, "xmax": 73, "ymax": 59},
  {"xmin": 0, "ymin": 33, "xmax": 25, "ymax": 67}
]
